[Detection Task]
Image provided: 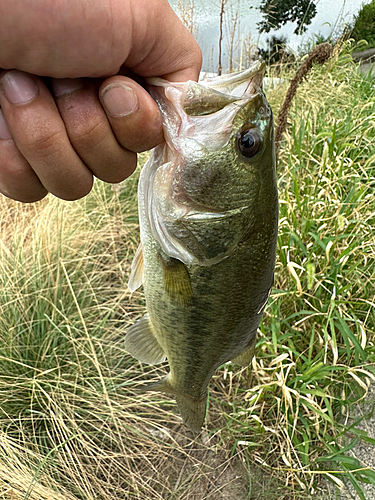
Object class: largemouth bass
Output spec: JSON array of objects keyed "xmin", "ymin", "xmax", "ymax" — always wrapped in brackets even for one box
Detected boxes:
[{"xmin": 126, "ymin": 61, "xmax": 278, "ymax": 432}]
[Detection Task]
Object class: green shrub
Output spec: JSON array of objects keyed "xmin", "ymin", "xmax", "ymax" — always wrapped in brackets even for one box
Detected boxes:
[{"xmin": 352, "ymin": 0, "xmax": 375, "ymax": 47}]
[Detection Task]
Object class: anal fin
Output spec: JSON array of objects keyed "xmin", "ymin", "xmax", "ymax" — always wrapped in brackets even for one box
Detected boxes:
[
  {"xmin": 176, "ymin": 393, "xmax": 207, "ymax": 433},
  {"xmin": 124, "ymin": 314, "xmax": 166, "ymax": 365},
  {"xmin": 143, "ymin": 374, "xmax": 207, "ymax": 433},
  {"xmin": 231, "ymin": 336, "xmax": 256, "ymax": 367},
  {"xmin": 142, "ymin": 374, "xmax": 176, "ymax": 395}
]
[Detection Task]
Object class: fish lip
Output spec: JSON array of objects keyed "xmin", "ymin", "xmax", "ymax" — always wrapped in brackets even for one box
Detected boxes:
[
  {"xmin": 200, "ymin": 60, "xmax": 266, "ymax": 96},
  {"xmin": 146, "ymin": 59, "xmax": 266, "ymax": 98}
]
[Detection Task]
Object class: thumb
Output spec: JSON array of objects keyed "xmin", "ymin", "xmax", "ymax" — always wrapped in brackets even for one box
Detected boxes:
[{"xmin": 126, "ymin": 0, "xmax": 202, "ymax": 82}]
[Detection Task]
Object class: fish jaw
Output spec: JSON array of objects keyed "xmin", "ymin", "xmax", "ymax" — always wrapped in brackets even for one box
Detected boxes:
[{"xmin": 147, "ymin": 60, "xmax": 266, "ymax": 160}]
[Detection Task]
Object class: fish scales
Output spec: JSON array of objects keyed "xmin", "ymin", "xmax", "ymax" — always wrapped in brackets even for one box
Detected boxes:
[{"xmin": 125, "ymin": 61, "xmax": 278, "ymax": 432}]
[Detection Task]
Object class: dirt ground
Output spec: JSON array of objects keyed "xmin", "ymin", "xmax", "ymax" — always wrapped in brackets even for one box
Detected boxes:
[{"xmin": 137, "ymin": 417, "xmax": 315, "ymax": 500}]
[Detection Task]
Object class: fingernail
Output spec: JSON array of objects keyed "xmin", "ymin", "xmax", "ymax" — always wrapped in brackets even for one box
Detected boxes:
[
  {"xmin": 100, "ymin": 83, "xmax": 139, "ymax": 117},
  {"xmin": 0, "ymin": 70, "xmax": 39, "ymax": 105},
  {"xmin": 51, "ymin": 78, "xmax": 84, "ymax": 97},
  {"xmin": 0, "ymin": 109, "xmax": 13, "ymax": 140}
]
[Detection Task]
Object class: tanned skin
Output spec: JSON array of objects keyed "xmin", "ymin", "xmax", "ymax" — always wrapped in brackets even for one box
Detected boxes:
[{"xmin": 0, "ymin": 0, "xmax": 202, "ymax": 202}]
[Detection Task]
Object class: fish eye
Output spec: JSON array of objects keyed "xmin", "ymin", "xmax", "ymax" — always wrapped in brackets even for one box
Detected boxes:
[{"xmin": 237, "ymin": 128, "xmax": 262, "ymax": 158}]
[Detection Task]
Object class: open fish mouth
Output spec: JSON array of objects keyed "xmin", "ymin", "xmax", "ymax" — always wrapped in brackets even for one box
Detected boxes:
[{"xmin": 146, "ymin": 60, "xmax": 267, "ymax": 157}]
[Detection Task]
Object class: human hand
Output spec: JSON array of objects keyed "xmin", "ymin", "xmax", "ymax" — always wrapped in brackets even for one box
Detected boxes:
[{"xmin": 0, "ymin": 0, "xmax": 201, "ymax": 202}]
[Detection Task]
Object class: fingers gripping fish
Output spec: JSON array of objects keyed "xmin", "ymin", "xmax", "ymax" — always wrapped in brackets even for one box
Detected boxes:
[{"xmin": 125, "ymin": 61, "xmax": 278, "ymax": 432}]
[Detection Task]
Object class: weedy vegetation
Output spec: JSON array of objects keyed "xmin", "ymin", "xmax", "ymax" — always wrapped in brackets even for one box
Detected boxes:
[
  {"xmin": 0, "ymin": 43, "xmax": 374, "ymax": 499},
  {"xmin": 351, "ymin": 0, "xmax": 375, "ymax": 49},
  {"xmin": 220, "ymin": 41, "xmax": 375, "ymax": 498}
]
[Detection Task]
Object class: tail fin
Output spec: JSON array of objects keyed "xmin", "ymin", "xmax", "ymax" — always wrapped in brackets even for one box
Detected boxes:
[
  {"xmin": 176, "ymin": 393, "xmax": 207, "ymax": 433},
  {"xmin": 142, "ymin": 375, "xmax": 207, "ymax": 433}
]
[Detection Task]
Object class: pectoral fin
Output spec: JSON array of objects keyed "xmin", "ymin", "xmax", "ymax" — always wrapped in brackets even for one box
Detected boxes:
[
  {"xmin": 128, "ymin": 244, "xmax": 144, "ymax": 292},
  {"xmin": 158, "ymin": 253, "xmax": 193, "ymax": 305},
  {"xmin": 124, "ymin": 314, "xmax": 166, "ymax": 365}
]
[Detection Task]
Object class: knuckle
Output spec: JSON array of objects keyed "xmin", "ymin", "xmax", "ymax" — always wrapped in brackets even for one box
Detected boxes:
[
  {"xmin": 24, "ymin": 128, "xmax": 66, "ymax": 159},
  {"xmin": 69, "ymin": 119, "xmax": 104, "ymax": 145}
]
